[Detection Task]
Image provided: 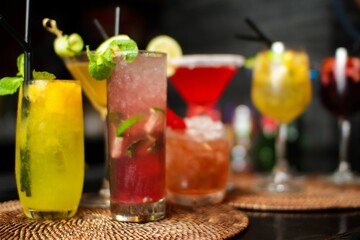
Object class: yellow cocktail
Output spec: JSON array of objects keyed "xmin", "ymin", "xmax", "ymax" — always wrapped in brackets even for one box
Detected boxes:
[
  {"xmin": 252, "ymin": 48, "xmax": 311, "ymax": 123},
  {"xmin": 251, "ymin": 42, "xmax": 312, "ymax": 192},
  {"xmin": 63, "ymin": 52, "xmax": 107, "ymax": 119},
  {"xmin": 15, "ymin": 80, "xmax": 84, "ymax": 219}
]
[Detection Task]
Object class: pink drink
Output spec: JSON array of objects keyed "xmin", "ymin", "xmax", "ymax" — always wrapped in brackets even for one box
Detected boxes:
[{"xmin": 107, "ymin": 51, "xmax": 167, "ymax": 222}]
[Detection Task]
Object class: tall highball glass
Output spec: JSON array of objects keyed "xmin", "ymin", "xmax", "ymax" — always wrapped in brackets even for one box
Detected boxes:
[{"xmin": 107, "ymin": 51, "xmax": 167, "ymax": 222}]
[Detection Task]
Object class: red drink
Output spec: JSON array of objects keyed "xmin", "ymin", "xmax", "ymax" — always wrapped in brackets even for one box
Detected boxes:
[
  {"xmin": 107, "ymin": 51, "xmax": 167, "ymax": 222},
  {"xmin": 320, "ymin": 56, "xmax": 360, "ymax": 119},
  {"xmin": 169, "ymin": 55, "xmax": 243, "ymax": 119}
]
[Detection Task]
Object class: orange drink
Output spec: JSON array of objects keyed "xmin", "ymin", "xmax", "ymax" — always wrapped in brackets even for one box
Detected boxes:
[{"xmin": 166, "ymin": 115, "xmax": 229, "ymax": 206}]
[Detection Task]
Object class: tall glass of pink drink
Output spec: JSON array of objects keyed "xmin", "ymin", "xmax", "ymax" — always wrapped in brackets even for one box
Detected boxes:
[{"xmin": 107, "ymin": 51, "xmax": 167, "ymax": 222}]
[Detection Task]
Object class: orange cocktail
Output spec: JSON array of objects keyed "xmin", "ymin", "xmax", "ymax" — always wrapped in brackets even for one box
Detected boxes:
[{"xmin": 166, "ymin": 115, "xmax": 229, "ymax": 206}]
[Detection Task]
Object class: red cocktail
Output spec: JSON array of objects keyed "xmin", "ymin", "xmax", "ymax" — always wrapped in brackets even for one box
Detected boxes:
[
  {"xmin": 169, "ymin": 54, "xmax": 244, "ymax": 120},
  {"xmin": 320, "ymin": 48, "xmax": 360, "ymax": 184}
]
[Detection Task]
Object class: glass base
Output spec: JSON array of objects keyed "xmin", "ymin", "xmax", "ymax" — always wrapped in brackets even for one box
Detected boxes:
[
  {"xmin": 167, "ymin": 190, "xmax": 226, "ymax": 206},
  {"xmin": 111, "ymin": 198, "xmax": 165, "ymax": 223},
  {"xmin": 253, "ymin": 182, "xmax": 301, "ymax": 193},
  {"xmin": 322, "ymin": 171, "xmax": 360, "ymax": 185},
  {"xmin": 25, "ymin": 208, "xmax": 77, "ymax": 220}
]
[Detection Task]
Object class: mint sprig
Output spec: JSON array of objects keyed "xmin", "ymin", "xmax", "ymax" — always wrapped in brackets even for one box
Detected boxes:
[
  {"xmin": 0, "ymin": 54, "xmax": 56, "ymax": 96},
  {"xmin": 87, "ymin": 46, "xmax": 116, "ymax": 81},
  {"xmin": 87, "ymin": 37, "xmax": 139, "ymax": 80}
]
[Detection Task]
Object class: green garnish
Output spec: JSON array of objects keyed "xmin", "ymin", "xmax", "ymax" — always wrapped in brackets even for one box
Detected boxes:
[
  {"xmin": 0, "ymin": 54, "xmax": 56, "ymax": 96},
  {"xmin": 20, "ymin": 147, "xmax": 31, "ymax": 196},
  {"xmin": 126, "ymin": 139, "xmax": 143, "ymax": 157},
  {"xmin": 116, "ymin": 114, "xmax": 144, "ymax": 137},
  {"xmin": 43, "ymin": 18, "xmax": 84, "ymax": 57},
  {"xmin": 87, "ymin": 46, "xmax": 116, "ymax": 80},
  {"xmin": 86, "ymin": 34, "xmax": 139, "ymax": 80}
]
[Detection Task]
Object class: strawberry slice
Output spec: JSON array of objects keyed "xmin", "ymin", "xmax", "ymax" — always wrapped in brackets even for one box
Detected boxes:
[{"xmin": 166, "ymin": 108, "xmax": 186, "ymax": 130}]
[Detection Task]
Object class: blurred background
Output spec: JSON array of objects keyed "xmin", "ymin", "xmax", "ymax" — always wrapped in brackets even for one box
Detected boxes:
[{"xmin": 1, "ymin": 0, "xmax": 360, "ymax": 178}]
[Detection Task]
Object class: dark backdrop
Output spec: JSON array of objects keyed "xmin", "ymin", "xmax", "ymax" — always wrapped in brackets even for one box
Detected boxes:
[{"xmin": 1, "ymin": 0, "xmax": 360, "ymax": 175}]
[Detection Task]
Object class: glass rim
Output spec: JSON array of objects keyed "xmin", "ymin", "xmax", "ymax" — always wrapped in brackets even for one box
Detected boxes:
[
  {"xmin": 62, "ymin": 49, "xmax": 166, "ymax": 61},
  {"xmin": 169, "ymin": 54, "xmax": 244, "ymax": 67},
  {"xmin": 29, "ymin": 79, "xmax": 81, "ymax": 84}
]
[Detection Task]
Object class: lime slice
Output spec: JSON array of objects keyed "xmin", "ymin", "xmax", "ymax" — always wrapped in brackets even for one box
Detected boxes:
[
  {"xmin": 96, "ymin": 34, "xmax": 131, "ymax": 53},
  {"xmin": 146, "ymin": 35, "xmax": 183, "ymax": 76}
]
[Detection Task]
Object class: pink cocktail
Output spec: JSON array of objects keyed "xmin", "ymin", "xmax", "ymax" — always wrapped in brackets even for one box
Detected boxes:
[
  {"xmin": 169, "ymin": 54, "xmax": 244, "ymax": 120},
  {"xmin": 107, "ymin": 51, "xmax": 167, "ymax": 222}
]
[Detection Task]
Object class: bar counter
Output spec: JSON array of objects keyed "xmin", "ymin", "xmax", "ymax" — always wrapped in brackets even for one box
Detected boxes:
[{"xmin": 1, "ymin": 165, "xmax": 360, "ymax": 239}]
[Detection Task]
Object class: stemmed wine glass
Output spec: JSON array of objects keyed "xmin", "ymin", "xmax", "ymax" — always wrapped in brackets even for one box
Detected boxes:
[
  {"xmin": 169, "ymin": 54, "xmax": 244, "ymax": 121},
  {"xmin": 62, "ymin": 52, "xmax": 110, "ymax": 208},
  {"xmin": 320, "ymin": 47, "xmax": 360, "ymax": 184},
  {"xmin": 251, "ymin": 42, "xmax": 312, "ymax": 192}
]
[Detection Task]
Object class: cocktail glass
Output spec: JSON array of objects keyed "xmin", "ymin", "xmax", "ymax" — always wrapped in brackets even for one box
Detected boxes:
[
  {"xmin": 169, "ymin": 54, "xmax": 244, "ymax": 120},
  {"xmin": 166, "ymin": 115, "xmax": 229, "ymax": 206},
  {"xmin": 62, "ymin": 52, "xmax": 109, "ymax": 208},
  {"xmin": 16, "ymin": 79, "xmax": 84, "ymax": 219},
  {"xmin": 251, "ymin": 42, "xmax": 312, "ymax": 192},
  {"xmin": 320, "ymin": 47, "xmax": 360, "ymax": 184},
  {"xmin": 107, "ymin": 51, "xmax": 166, "ymax": 222}
]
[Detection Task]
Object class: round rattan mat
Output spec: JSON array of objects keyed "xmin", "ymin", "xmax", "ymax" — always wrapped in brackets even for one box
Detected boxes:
[
  {"xmin": 226, "ymin": 174, "xmax": 360, "ymax": 211},
  {"xmin": 0, "ymin": 200, "xmax": 248, "ymax": 240}
]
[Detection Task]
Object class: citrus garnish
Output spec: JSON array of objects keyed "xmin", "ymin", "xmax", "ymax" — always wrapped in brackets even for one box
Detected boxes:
[
  {"xmin": 96, "ymin": 35, "xmax": 131, "ymax": 53},
  {"xmin": 42, "ymin": 18, "xmax": 84, "ymax": 57},
  {"xmin": 86, "ymin": 34, "xmax": 139, "ymax": 80},
  {"xmin": 146, "ymin": 35, "xmax": 183, "ymax": 77}
]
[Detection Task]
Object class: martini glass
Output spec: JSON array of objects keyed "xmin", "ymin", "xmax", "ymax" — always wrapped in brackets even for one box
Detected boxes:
[
  {"xmin": 62, "ymin": 51, "xmax": 110, "ymax": 208},
  {"xmin": 320, "ymin": 47, "xmax": 360, "ymax": 184},
  {"xmin": 169, "ymin": 54, "xmax": 244, "ymax": 120},
  {"xmin": 251, "ymin": 42, "xmax": 312, "ymax": 192}
]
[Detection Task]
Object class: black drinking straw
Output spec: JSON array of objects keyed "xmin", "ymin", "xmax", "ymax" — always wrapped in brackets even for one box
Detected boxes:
[
  {"xmin": 236, "ymin": 17, "xmax": 273, "ymax": 48},
  {"xmin": 94, "ymin": 18, "xmax": 109, "ymax": 40},
  {"xmin": 0, "ymin": 13, "xmax": 32, "ymax": 83},
  {"xmin": 114, "ymin": 6, "xmax": 120, "ymax": 35},
  {"xmin": 0, "ymin": 14, "xmax": 32, "ymax": 53},
  {"xmin": 24, "ymin": 0, "xmax": 32, "ymax": 83}
]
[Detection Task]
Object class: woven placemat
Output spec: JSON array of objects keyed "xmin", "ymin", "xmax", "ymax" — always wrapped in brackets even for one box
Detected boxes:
[
  {"xmin": 226, "ymin": 174, "xmax": 360, "ymax": 211},
  {"xmin": 0, "ymin": 200, "xmax": 248, "ymax": 240}
]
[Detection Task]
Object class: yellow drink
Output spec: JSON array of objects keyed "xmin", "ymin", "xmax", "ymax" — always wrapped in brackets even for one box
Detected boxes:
[
  {"xmin": 63, "ymin": 52, "xmax": 107, "ymax": 118},
  {"xmin": 15, "ymin": 80, "xmax": 84, "ymax": 219},
  {"xmin": 251, "ymin": 49, "xmax": 312, "ymax": 123}
]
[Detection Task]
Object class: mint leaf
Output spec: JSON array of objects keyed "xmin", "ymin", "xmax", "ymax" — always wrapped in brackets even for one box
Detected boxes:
[
  {"xmin": 126, "ymin": 139, "xmax": 143, "ymax": 157},
  {"xmin": 87, "ymin": 37, "xmax": 139, "ymax": 80},
  {"xmin": 87, "ymin": 46, "xmax": 116, "ymax": 80},
  {"xmin": 116, "ymin": 114, "xmax": 144, "ymax": 137},
  {"xmin": 17, "ymin": 54, "xmax": 25, "ymax": 77},
  {"xmin": 0, "ymin": 54, "xmax": 56, "ymax": 96},
  {"xmin": 108, "ymin": 39, "xmax": 138, "ymax": 62},
  {"xmin": 0, "ymin": 77, "xmax": 24, "ymax": 95},
  {"xmin": 33, "ymin": 70, "xmax": 56, "ymax": 80}
]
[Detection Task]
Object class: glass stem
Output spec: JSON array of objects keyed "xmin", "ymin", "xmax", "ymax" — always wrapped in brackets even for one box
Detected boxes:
[
  {"xmin": 273, "ymin": 123, "xmax": 289, "ymax": 184},
  {"xmin": 338, "ymin": 119, "xmax": 351, "ymax": 173}
]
